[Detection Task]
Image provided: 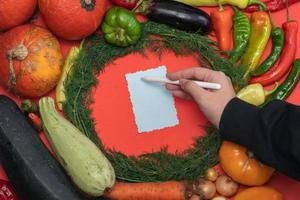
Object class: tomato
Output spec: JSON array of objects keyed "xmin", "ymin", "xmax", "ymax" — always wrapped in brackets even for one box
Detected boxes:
[
  {"xmin": 219, "ymin": 141, "xmax": 275, "ymax": 186},
  {"xmin": 234, "ymin": 186, "xmax": 283, "ymax": 200},
  {"xmin": 110, "ymin": 0, "xmax": 138, "ymax": 9}
]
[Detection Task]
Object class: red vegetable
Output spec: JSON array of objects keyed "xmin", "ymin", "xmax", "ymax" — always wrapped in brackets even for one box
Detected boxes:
[
  {"xmin": 250, "ymin": 20, "xmax": 298, "ymax": 85},
  {"xmin": 28, "ymin": 113, "xmax": 42, "ymax": 132},
  {"xmin": 110, "ymin": 0, "xmax": 138, "ymax": 9},
  {"xmin": 211, "ymin": 6, "xmax": 234, "ymax": 51},
  {"xmin": 245, "ymin": 0, "xmax": 300, "ymax": 13},
  {"xmin": 0, "ymin": 179, "xmax": 20, "ymax": 200},
  {"xmin": 0, "ymin": 0, "xmax": 37, "ymax": 31},
  {"xmin": 39, "ymin": 0, "xmax": 107, "ymax": 40}
]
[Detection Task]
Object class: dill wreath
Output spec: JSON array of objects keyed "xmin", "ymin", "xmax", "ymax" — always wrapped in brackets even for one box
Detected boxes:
[{"xmin": 63, "ymin": 21, "xmax": 245, "ymax": 182}]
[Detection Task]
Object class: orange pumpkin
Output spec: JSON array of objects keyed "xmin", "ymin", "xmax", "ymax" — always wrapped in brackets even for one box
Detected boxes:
[
  {"xmin": 219, "ymin": 141, "xmax": 275, "ymax": 186},
  {"xmin": 234, "ymin": 186, "xmax": 283, "ymax": 200},
  {"xmin": 0, "ymin": 0, "xmax": 37, "ymax": 31},
  {"xmin": 38, "ymin": 0, "xmax": 107, "ymax": 40},
  {"xmin": 0, "ymin": 25, "xmax": 62, "ymax": 98}
]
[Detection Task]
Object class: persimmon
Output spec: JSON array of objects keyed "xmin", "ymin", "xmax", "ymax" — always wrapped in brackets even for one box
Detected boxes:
[
  {"xmin": 219, "ymin": 141, "xmax": 274, "ymax": 186},
  {"xmin": 0, "ymin": 25, "xmax": 63, "ymax": 98},
  {"xmin": 234, "ymin": 186, "xmax": 283, "ymax": 200}
]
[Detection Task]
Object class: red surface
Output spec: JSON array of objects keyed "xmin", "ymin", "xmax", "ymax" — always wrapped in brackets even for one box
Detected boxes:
[{"xmin": 0, "ymin": 3, "xmax": 300, "ymax": 199}]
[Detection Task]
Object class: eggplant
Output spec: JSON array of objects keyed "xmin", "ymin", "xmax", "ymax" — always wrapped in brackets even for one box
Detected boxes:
[
  {"xmin": 0, "ymin": 95, "xmax": 88, "ymax": 200},
  {"xmin": 137, "ymin": 0, "xmax": 212, "ymax": 34}
]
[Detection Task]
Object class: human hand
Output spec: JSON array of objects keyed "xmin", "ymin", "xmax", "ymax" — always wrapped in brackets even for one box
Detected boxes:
[{"xmin": 166, "ymin": 68, "xmax": 236, "ymax": 128}]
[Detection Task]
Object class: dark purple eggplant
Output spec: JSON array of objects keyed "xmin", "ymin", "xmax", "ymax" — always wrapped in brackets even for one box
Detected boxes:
[{"xmin": 136, "ymin": 0, "xmax": 212, "ymax": 34}]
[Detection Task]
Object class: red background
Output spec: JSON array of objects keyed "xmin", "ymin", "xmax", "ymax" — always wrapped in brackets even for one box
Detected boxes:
[{"xmin": 1, "ymin": 2, "xmax": 300, "ymax": 199}]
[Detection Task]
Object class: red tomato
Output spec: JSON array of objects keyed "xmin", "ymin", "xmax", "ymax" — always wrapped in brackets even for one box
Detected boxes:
[{"xmin": 110, "ymin": 0, "xmax": 138, "ymax": 9}]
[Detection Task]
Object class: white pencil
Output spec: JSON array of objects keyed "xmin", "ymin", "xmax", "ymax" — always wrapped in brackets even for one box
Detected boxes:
[{"xmin": 141, "ymin": 76, "xmax": 221, "ymax": 90}]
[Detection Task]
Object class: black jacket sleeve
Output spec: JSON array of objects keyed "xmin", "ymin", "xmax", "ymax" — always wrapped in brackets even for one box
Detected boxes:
[{"xmin": 219, "ymin": 98, "xmax": 300, "ymax": 181}]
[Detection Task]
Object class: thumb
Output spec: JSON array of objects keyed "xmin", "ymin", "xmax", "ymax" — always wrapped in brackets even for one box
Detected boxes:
[{"xmin": 179, "ymin": 79, "xmax": 208, "ymax": 101}]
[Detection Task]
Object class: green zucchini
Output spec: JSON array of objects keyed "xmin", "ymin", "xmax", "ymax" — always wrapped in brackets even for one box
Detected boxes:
[
  {"xmin": 39, "ymin": 97, "xmax": 116, "ymax": 197},
  {"xmin": 0, "ymin": 95, "xmax": 87, "ymax": 200}
]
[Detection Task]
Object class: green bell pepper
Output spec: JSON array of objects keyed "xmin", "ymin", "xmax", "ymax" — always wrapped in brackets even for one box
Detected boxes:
[{"xmin": 101, "ymin": 7, "xmax": 142, "ymax": 47}]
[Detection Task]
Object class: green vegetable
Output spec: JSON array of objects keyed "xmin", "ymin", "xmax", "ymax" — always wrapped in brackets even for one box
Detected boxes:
[
  {"xmin": 0, "ymin": 95, "xmax": 86, "ymax": 200},
  {"xmin": 229, "ymin": 7, "xmax": 251, "ymax": 63},
  {"xmin": 39, "ymin": 97, "xmax": 116, "ymax": 197},
  {"xmin": 263, "ymin": 59, "xmax": 300, "ymax": 105},
  {"xmin": 251, "ymin": 27, "xmax": 284, "ymax": 76},
  {"xmin": 241, "ymin": 11, "xmax": 272, "ymax": 80},
  {"xmin": 101, "ymin": 7, "xmax": 142, "ymax": 47}
]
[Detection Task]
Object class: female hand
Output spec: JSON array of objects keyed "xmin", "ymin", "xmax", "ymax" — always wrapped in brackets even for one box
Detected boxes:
[{"xmin": 166, "ymin": 67, "xmax": 236, "ymax": 128}]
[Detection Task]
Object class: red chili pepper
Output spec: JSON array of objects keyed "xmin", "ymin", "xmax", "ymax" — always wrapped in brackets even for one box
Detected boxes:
[
  {"xmin": 250, "ymin": 20, "xmax": 298, "ymax": 85},
  {"xmin": 0, "ymin": 179, "xmax": 19, "ymax": 200},
  {"xmin": 28, "ymin": 112, "xmax": 42, "ymax": 132},
  {"xmin": 211, "ymin": 6, "xmax": 234, "ymax": 51},
  {"xmin": 245, "ymin": 0, "xmax": 300, "ymax": 12}
]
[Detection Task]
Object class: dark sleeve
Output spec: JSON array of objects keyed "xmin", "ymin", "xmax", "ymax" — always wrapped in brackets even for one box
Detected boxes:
[{"xmin": 219, "ymin": 97, "xmax": 300, "ymax": 181}]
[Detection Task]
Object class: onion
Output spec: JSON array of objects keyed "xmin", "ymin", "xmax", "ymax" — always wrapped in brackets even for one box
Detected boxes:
[
  {"xmin": 190, "ymin": 195, "xmax": 202, "ymax": 200},
  {"xmin": 212, "ymin": 196, "xmax": 227, "ymax": 200},
  {"xmin": 205, "ymin": 168, "xmax": 218, "ymax": 182},
  {"xmin": 194, "ymin": 179, "xmax": 216, "ymax": 199},
  {"xmin": 216, "ymin": 175, "xmax": 239, "ymax": 197}
]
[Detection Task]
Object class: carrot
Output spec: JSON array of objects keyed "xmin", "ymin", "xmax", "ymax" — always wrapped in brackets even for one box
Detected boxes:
[{"xmin": 105, "ymin": 181, "xmax": 189, "ymax": 200}]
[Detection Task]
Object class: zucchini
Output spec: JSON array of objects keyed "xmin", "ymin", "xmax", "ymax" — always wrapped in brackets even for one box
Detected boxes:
[
  {"xmin": 39, "ymin": 97, "xmax": 116, "ymax": 197},
  {"xmin": 0, "ymin": 95, "xmax": 87, "ymax": 200}
]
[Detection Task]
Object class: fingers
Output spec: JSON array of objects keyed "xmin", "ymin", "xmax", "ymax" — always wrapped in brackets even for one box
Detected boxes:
[
  {"xmin": 167, "ymin": 67, "xmax": 216, "ymax": 82},
  {"xmin": 165, "ymin": 83, "xmax": 181, "ymax": 91},
  {"xmin": 171, "ymin": 90, "xmax": 192, "ymax": 99},
  {"xmin": 179, "ymin": 79, "xmax": 208, "ymax": 101}
]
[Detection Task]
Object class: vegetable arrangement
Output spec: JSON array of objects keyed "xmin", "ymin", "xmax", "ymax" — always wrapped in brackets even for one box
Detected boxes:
[{"xmin": 0, "ymin": 0, "xmax": 299, "ymax": 199}]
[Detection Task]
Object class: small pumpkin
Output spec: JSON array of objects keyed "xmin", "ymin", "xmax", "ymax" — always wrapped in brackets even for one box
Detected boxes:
[
  {"xmin": 0, "ymin": 0, "xmax": 37, "ymax": 31},
  {"xmin": 0, "ymin": 25, "xmax": 62, "ymax": 98},
  {"xmin": 234, "ymin": 186, "xmax": 283, "ymax": 200},
  {"xmin": 38, "ymin": 0, "xmax": 107, "ymax": 40},
  {"xmin": 219, "ymin": 141, "xmax": 274, "ymax": 186}
]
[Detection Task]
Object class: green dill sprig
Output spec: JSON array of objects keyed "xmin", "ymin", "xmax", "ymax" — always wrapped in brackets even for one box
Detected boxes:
[{"xmin": 63, "ymin": 21, "xmax": 243, "ymax": 182}]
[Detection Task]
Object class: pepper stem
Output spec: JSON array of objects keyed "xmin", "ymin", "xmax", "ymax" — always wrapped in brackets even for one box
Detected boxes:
[
  {"xmin": 217, "ymin": 0, "xmax": 224, "ymax": 11},
  {"xmin": 286, "ymin": 0, "xmax": 291, "ymax": 22},
  {"xmin": 268, "ymin": 11, "xmax": 276, "ymax": 29},
  {"xmin": 21, "ymin": 99, "xmax": 39, "ymax": 114},
  {"xmin": 248, "ymin": 0, "xmax": 266, "ymax": 11},
  {"xmin": 132, "ymin": 0, "xmax": 148, "ymax": 13},
  {"xmin": 264, "ymin": 82, "xmax": 279, "ymax": 97},
  {"xmin": 232, "ymin": 6, "xmax": 239, "ymax": 13}
]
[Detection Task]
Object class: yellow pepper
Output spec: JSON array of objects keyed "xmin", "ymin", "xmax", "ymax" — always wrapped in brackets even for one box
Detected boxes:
[
  {"xmin": 237, "ymin": 83, "xmax": 278, "ymax": 106},
  {"xmin": 241, "ymin": 11, "xmax": 272, "ymax": 80},
  {"xmin": 175, "ymin": 0, "xmax": 266, "ymax": 9},
  {"xmin": 56, "ymin": 45, "xmax": 81, "ymax": 110}
]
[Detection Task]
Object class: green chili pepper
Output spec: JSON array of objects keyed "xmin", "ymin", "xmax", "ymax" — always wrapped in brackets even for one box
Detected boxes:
[
  {"xmin": 262, "ymin": 59, "xmax": 300, "ymax": 106},
  {"xmin": 250, "ymin": 27, "xmax": 284, "ymax": 76},
  {"xmin": 241, "ymin": 11, "xmax": 272, "ymax": 80},
  {"xmin": 229, "ymin": 7, "xmax": 251, "ymax": 63},
  {"xmin": 101, "ymin": 7, "xmax": 142, "ymax": 47}
]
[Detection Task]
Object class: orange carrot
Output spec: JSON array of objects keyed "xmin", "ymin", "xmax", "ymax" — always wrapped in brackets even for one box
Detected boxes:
[{"xmin": 105, "ymin": 181, "xmax": 189, "ymax": 200}]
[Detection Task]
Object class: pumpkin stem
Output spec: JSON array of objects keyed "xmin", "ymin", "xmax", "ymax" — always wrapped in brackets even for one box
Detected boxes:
[
  {"xmin": 247, "ymin": 151, "xmax": 255, "ymax": 159},
  {"xmin": 6, "ymin": 44, "xmax": 28, "ymax": 90}
]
